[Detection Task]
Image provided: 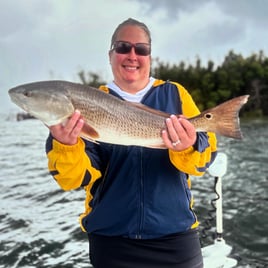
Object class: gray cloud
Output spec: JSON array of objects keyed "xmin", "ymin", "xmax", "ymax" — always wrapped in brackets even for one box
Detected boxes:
[
  {"xmin": 131, "ymin": 0, "xmax": 267, "ymax": 63},
  {"xmin": 130, "ymin": 0, "xmax": 208, "ymax": 18},
  {"xmin": 132, "ymin": 0, "xmax": 268, "ymax": 27},
  {"xmin": 0, "ymin": 1, "xmax": 51, "ymax": 39},
  {"xmin": 217, "ymin": 0, "xmax": 268, "ymax": 27}
]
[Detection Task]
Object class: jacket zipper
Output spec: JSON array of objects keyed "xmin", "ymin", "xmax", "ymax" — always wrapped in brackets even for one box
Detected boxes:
[{"xmin": 136, "ymin": 147, "xmax": 144, "ymax": 239}]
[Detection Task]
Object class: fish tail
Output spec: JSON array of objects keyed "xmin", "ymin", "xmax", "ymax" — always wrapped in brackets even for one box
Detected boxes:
[
  {"xmin": 193, "ymin": 95, "xmax": 249, "ymax": 139},
  {"xmin": 208, "ymin": 95, "xmax": 249, "ymax": 139}
]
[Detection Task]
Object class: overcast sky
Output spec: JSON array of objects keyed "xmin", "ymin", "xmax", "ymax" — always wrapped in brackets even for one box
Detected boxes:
[{"xmin": 1, "ymin": 0, "xmax": 267, "ymax": 113}]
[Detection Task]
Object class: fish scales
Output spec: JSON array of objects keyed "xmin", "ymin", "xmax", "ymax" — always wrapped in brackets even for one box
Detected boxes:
[{"xmin": 50, "ymin": 81, "xmax": 166, "ymax": 146}]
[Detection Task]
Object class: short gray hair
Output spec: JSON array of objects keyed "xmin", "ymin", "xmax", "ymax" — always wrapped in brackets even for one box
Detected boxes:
[{"xmin": 110, "ymin": 18, "xmax": 152, "ymax": 49}]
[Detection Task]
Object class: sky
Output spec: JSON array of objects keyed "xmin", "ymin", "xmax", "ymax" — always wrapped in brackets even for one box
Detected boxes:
[{"xmin": 1, "ymin": 0, "xmax": 268, "ymax": 114}]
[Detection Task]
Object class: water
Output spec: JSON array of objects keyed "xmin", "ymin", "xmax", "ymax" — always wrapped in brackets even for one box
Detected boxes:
[{"xmin": 0, "ymin": 114, "xmax": 267, "ymax": 268}]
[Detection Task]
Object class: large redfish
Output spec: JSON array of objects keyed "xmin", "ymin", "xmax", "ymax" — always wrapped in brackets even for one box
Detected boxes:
[{"xmin": 8, "ymin": 80, "xmax": 249, "ymax": 148}]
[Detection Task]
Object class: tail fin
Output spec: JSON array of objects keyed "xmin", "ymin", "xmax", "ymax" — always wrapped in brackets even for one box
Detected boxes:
[
  {"xmin": 192, "ymin": 95, "xmax": 249, "ymax": 139},
  {"xmin": 206, "ymin": 95, "xmax": 249, "ymax": 139}
]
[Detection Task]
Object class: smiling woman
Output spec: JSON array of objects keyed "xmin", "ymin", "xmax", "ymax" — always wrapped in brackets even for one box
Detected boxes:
[{"xmin": 45, "ymin": 18, "xmax": 217, "ymax": 268}]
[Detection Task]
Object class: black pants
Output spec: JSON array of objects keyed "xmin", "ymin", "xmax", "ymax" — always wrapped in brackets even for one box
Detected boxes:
[{"xmin": 88, "ymin": 229, "xmax": 203, "ymax": 268}]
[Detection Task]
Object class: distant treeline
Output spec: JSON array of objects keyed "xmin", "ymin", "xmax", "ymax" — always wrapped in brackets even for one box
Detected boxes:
[{"xmin": 78, "ymin": 50, "xmax": 268, "ymax": 116}]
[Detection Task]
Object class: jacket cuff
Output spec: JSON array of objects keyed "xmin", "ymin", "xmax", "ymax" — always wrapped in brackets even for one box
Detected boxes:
[{"xmin": 52, "ymin": 137, "xmax": 85, "ymax": 153}]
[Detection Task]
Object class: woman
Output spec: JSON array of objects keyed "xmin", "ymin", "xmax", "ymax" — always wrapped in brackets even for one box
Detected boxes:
[{"xmin": 46, "ymin": 18, "xmax": 217, "ymax": 268}]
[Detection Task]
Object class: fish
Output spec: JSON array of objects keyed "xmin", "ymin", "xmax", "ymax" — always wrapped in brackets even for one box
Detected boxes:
[{"xmin": 8, "ymin": 80, "xmax": 249, "ymax": 148}]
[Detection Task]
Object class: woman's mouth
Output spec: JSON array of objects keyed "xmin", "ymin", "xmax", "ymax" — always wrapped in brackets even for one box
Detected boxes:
[{"xmin": 123, "ymin": 65, "xmax": 139, "ymax": 71}]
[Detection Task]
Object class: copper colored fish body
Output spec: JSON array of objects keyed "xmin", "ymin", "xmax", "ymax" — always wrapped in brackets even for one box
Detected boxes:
[{"xmin": 8, "ymin": 80, "xmax": 249, "ymax": 148}]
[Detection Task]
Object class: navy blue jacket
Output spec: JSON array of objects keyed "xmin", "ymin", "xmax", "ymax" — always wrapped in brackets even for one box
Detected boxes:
[{"xmin": 46, "ymin": 79, "xmax": 217, "ymax": 239}]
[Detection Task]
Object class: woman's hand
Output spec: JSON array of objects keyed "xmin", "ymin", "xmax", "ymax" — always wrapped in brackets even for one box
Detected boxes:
[
  {"xmin": 162, "ymin": 115, "xmax": 197, "ymax": 151},
  {"xmin": 49, "ymin": 110, "xmax": 84, "ymax": 145}
]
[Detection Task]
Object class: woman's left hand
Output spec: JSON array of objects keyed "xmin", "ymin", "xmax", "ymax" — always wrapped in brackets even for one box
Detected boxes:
[{"xmin": 162, "ymin": 115, "xmax": 197, "ymax": 151}]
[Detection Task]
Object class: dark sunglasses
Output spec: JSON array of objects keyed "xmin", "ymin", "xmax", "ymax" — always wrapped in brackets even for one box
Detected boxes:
[{"xmin": 111, "ymin": 41, "xmax": 151, "ymax": 56}]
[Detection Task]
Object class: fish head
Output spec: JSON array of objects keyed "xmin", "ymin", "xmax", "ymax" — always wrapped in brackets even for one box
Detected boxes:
[{"xmin": 8, "ymin": 81, "xmax": 75, "ymax": 126}]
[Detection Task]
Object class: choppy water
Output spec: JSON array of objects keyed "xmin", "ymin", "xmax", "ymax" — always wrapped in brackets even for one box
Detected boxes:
[{"xmin": 0, "ymin": 114, "xmax": 267, "ymax": 268}]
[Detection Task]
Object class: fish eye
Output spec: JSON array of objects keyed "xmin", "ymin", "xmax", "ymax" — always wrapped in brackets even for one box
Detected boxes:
[
  {"xmin": 23, "ymin": 89, "xmax": 32, "ymax": 97},
  {"xmin": 205, "ymin": 113, "xmax": 213, "ymax": 120}
]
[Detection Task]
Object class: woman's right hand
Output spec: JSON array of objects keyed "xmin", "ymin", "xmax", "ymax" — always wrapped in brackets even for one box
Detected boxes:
[{"xmin": 49, "ymin": 110, "xmax": 84, "ymax": 145}]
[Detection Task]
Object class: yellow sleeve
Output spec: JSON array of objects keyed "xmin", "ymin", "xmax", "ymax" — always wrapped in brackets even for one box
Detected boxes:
[
  {"xmin": 169, "ymin": 132, "xmax": 217, "ymax": 176},
  {"xmin": 168, "ymin": 82, "xmax": 217, "ymax": 176},
  {"xmin": 47, "ymin": 137, "xmax": 101, "ymax": 191}
]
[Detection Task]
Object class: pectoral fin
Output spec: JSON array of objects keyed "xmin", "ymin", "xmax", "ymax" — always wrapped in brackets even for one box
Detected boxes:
[{"xmin": 80, "ymin": 123, "xmax": 100, "ymax": 143}]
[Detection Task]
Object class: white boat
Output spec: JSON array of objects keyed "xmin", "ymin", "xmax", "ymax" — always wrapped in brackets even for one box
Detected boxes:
[{"xmin": 201, "ymin": 152, "xmax": 238, "ymax": 268}]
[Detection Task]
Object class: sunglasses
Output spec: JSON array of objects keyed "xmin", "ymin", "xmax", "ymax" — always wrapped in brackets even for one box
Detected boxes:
[{"xmin": 111, "ymin": 41, "xmax": 151, "ymax": 56}]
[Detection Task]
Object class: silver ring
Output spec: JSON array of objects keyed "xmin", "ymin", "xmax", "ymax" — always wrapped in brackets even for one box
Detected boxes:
[{"xmin": 172, "ymin": 139, "xmax": 181, "ymax": 147}]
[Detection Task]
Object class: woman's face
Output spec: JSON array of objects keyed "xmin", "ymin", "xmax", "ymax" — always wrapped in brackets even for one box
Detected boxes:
[{"xmin": 109, "ymin": 25, "xmax": 151, "ymax": 92}]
